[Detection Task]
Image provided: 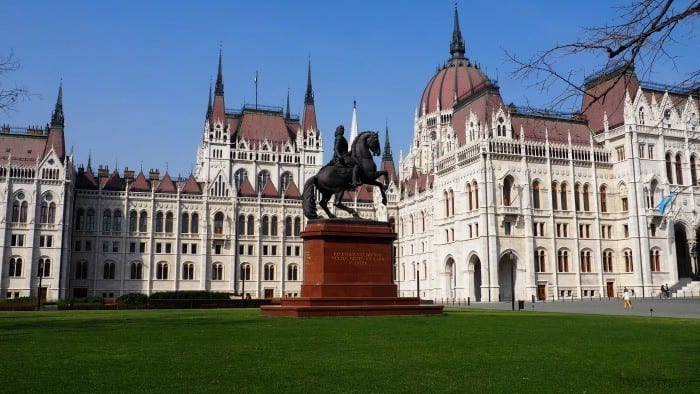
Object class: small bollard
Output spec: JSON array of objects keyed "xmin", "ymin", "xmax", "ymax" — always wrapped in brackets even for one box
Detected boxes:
[
  {"xmin": 467, "ymin": 297, "xmax": 470, "ymax": 306},
  {"xmin": 650, "ymin": 308, "xmax": 654, "ymax": 318}
]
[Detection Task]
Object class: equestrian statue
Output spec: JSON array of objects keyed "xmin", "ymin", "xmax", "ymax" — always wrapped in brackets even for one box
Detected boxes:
[{"xmin": 303, "ymin": 125, "xmax": 388, "ymax": 219}]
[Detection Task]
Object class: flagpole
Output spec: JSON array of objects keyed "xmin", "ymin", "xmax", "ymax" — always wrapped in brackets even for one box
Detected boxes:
[{"xmin": 255, "ymin": 71, "xmax": 258, "ymax": 109}]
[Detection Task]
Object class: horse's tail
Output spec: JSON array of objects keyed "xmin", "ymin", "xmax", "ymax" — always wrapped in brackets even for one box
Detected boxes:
[{"xmin": 302, "ymin": 176, "xmax": 318, "ymax": 219}]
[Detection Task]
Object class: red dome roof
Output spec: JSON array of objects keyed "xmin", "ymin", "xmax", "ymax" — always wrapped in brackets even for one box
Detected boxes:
[{"xmin": 420, "ymin": 58, "xmax": 492, "ymax": 115}]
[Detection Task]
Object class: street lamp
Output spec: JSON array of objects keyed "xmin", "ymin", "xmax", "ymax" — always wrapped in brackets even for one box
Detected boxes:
[
  {"xmin": 36, "ymin": 261, "xmax": 44, "ymax": 311},
  {"xmin": 509, "ymin": 251, "xmax": 515, "ymax": 311}
]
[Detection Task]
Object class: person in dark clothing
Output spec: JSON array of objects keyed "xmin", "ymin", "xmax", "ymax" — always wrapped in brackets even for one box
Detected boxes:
[{"xmin": 332, "ymin": 125, "xmax": 361, "ymax": 187}]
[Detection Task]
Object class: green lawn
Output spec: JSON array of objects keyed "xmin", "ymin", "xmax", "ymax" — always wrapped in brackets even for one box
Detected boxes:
[{"xmin": 1, "ymin": 308, "xmax": 698, "ymax": 393}]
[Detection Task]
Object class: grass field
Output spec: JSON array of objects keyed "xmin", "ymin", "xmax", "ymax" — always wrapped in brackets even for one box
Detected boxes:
[{"xmin": 1, "ymin": 308, "xmax": 698, "ymax": 393}]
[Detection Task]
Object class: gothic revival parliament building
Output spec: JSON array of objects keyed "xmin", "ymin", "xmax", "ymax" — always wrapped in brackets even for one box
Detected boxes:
[{"xmin": 2, "ymin": 8, "xmax": 699, "ymax": 302}]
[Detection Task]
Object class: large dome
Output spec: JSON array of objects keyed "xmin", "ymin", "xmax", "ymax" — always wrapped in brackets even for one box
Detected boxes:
[
  {"xmin": 420, "ymin": 58, "xmax": 491, "ymax": 114},
  {"xmin": 419, "ymin": 6, "xmax": 492, "ymax": 115}
]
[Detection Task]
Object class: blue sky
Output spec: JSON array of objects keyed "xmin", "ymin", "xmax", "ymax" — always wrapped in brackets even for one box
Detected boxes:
[{"xmin": 3, "ymin": 0, "xmax": 696, "ymax": 178}]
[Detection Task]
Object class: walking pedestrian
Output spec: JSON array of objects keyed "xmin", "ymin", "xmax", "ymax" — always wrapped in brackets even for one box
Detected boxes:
[{"xmin": 622, "ymin": 287, "xmax": 632, "ymax": 309}]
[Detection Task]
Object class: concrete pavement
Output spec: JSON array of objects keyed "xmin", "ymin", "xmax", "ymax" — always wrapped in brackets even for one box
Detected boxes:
[{"xmin": 439, "ymin": 297, "xmax": 700, "ymax": 319}]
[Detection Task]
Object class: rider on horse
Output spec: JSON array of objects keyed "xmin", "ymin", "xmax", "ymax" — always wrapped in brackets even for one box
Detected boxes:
[{"xmin": 331, "ymin": 125, "xmax": 361, "ymax": 187}]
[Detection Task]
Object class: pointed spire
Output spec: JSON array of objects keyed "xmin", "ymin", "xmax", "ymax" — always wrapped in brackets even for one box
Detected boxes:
[
  {"xmin": 382, "ymin": 122, "xmax": 394, "ymax": 162},
  {"xmin": 350, "ymin": 98, "xmax": 359, "ymax": 145},
  {"xmin": 305, "ymin": 57, "xmax": 314, "ymax": 104},
  {"xmin": 285, "ymin": 88, "xmax": 291, "ymax": 119},
  {"xmin": 51, "ymin": 80, "xmax": 64, "ymax": 127},
  {"xmin": 450, "ymin": 4, "xmax": 465, "ymax": 60},
  {"xmin": 215, "ymin": 48, "xmax": 224, "ymax": 95},
  {"xmin": 87, "ymin": 152, "xmax": 92, "ymax": 171},
  {"xmin": 206, "ymin": 83, "xmax": 213, "ymax": 119}
]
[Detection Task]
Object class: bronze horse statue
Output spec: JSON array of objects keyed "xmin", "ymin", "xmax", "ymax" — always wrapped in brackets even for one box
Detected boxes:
[{"xmin": 303, "ymin": 131, "xmax": 388, "ymax": 219}]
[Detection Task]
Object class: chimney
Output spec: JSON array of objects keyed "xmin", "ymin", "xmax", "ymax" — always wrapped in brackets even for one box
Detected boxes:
[
  {"xmin": 149, "ymin": 168, "xmax": 160, "ymax": 181},
  {"xmin": 124, "ymin": 167, "xmax": 135, "ymax": 181},
  {"xmin": 97, "ymin": 165, "xmax": 109, "ymax": 178}
]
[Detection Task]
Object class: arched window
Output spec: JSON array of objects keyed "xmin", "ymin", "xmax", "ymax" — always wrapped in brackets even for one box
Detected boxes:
[
  {"xmin": 40, "ymin": 202, "xmax": 49, "ymax": 224},
  {"xmin": 75, "ymin": 260, "xmax": 88, "ymax": 279},
  {"xmin": 287, "ymin": 264, "xmax": 298, "ymax": 281},
  {"xmin": 280, "ymin": 172, "xmax": 292, "ymax": 193},
  {"xmin": 181, "ymin": 213, "xmax": 190, "ymax": 233},
  {"xmin": 534, "ymin": 250, "xmax": 546, "ymax": 272},
  {"xmin": 214, "ymin": 212, "xmax": 224, "ymax": 234},
  {"xmin": 155, "ymin": 212, "xmax": 164, "ymax": 233},
  {"xmin": 649, "ymin": 250, "xmax": 661, "ymax": 272},
  {"xmin": 190, "ymin": 213, "xmax": 199, "ymax": 234},
  {"xmin": 113, "ymin": 210, "xmax": 122, "ymax": 232},
  {"xmin": 246, "ymin": 214, "xmax": 255, "ymax": 235},
  {"xmin": 574, "ymin": 184, "xmax": 581, "ymax": 212},
  {"xmin": 551, "ymin": 182, "xmax": 558, "ymax": 210},
  {"xmin": 294, "ymin": 217, "xmax": 301, "ymax": 236},
  {"xmin": 103, "ymin": 261, "xmax": 116, "ymax": 279},
  {"xmin": 443, "ymin": 190, "xmax": 449, "ymax": 217},
  {"xmin": 102, "ymin": 209, "xmax": 112, "ymax": 233},
  {"xmin": 75, "ymin": 208, "xmax": 85, "ymax": 229},
  {"xmin": 675, "ymin": 153, "xmax": 684, "ymax": 185},
  {"xmin": 130, "ymin": 262, "xmax": 143, "ymax": 280},
  {"xmin": 47, "ymin": 202, "xmax": 56, "ymax": 223},
  {"xmin": 284, "ymin": 216, "xmax": 293, "ymax": 236},
  {"xmin": 603, "ymin": 250, "xmax": 614, "ymax": 273},
  {"xmin": 12, "ymin": 200, "xmax": 21, "ymax": 223},
  {"xmin": 624, "ymin": 251, "xmax": 634, "ymax": 272},
  {"xmin": 9, "ymin": 257, "xmax": 22, "ymax": 277},
  {"xmin": 638, "ymin": 107, "xmax": 645, "ymax": 124},
  {"xmin": 271, "ymin": 216, "xmax": 278, "ymax": 236},
  {"xmin": 449, "ymin": 189, "xmax": 455, "ymax": 216},
  {"xmin": 157, "ymin": 262, "xmax": 169, "ymax": 280},
  {"xmin": 692, "ymin": 155, "xmax": 698, "ymax": 186},
  {"xmin": 237, "ymin": 215, "xmax": 245, "ymax": 234},
  {"xmin": 234, "ymin": 169, "xmax": 247, "ymax": 191},
  {"xmin": 129, "ymin": 211, "xmax": 137, "ymax": 232},
  {"xmin": 410, "ymin": 215, "xmax": 415, "ymax": 234},
  {"xmin": 582, "ymin": 184, "xmax": 590, "ymax": 211},
  {"xmin": 182, "ymin": 263, "xmax": 194, "ymax": 280},
  {"xmin": 20, "ymin": 201, "xmax": 28, "ymax": 223},
  {"xmin": 138, "ymin": 212, "xmax": 148, "ymax": 232},
  {"xmin": 261, "ymin": 215, "xmax": 269, "ymax": 236},
  {"xmin": 532, "ymin": 181, "xmax": 541, "ymax": 209},
  {"xmin": 599, "ymin": 186, "xmax": 608, "ymax": 213},
  {"xmin": 466, "ymin": 184, "xmax": 473, "ymax": 210},
  {"xmin": 557, "ymin": 250, "xmax": 569, "ymax": 272},
  {"xmin": 165, "ymin": 212, "xmax": 173, "ymax": 233},
  {"xmin": 473, "ymin": 182, "xmax": 479, "ymax": 209},
  {"xmin": 264, "ymin": 263, "xmax": 275, "ymax": 280},
  {"xmin": 86, "ymin": 209, "xmax": 95, "ymax": 231},
  {"xmin": 241, "ymin": 264, "xmax": 251, "ymax": 281},
  {"xmin": 665, "ymin": 152, "xmax": 673, "ymax": 183},
  {"xmin": 212, "ymin": 263, "xmax": 223, "ymax": 280},
  {"xmin": 257, "ymin": 170, "xmax": 270, "ymax": 193},
  {"xmin": 648, "ymin": 181, "xmax": 658, "ymax": 208},
  {"xmin": 38, "ymin": 258, "xmax": 50, "ymax": 277},
  {"xmin": 503, "ymin": 176, "xmax": 513, "ymax": 206},
  {"xmin": 580, "ymin": 251, "xmax": 592, "ymax": 273},
  {"xmin": 560, "ymin": 183, "xmax": 568, "ymax": 210}
]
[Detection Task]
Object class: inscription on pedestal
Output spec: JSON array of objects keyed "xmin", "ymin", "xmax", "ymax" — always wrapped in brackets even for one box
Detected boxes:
[{"xmin": 330, "ymin": 251, "xmax": 383, "ymax": 265}]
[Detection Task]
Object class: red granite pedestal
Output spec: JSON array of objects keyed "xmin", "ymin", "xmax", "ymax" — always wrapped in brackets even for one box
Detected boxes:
[{"xmin": 261, "ymin": 219, "xmax": 443, "ymax": 317}]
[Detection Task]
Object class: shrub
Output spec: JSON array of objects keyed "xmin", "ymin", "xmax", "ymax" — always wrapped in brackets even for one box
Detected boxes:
[
  {"xmin": 117, "ymin": 293, "xmax": 149, "ymax": 305},
  {"xmin": 149, "ymin": 291, "xmax": 231, "ymax": 300},
  {"xmin": 0, "ymin": 296, "xmax": 36, "ymax": 304}
]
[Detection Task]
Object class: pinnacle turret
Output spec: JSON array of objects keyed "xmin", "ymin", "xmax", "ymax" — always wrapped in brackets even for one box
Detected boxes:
[
  {"xmin": 450, "ymin": 5, "xmax": 465, "ymax": 59},
  {"xmin": 215, "ymin": 49, "xmax": 224, "ymax": 95},
  {"xmin": 304, "ymin": 58, "xmax": 314, "ymax": 104},
  {"xmin": 51, "ymin": 81, "xmax": 64, "ymax": 127},
  {"xmin": 382, "ymin": 123, "xmax": 394, "ymax": 162}
]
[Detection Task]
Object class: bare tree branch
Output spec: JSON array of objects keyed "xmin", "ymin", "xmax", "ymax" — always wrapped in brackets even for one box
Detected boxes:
[
  {"xmin": 508, "ymin": 0, "xmax": 700, "ymax": 112},
  {"xmin": 0, "ymin": 50, "xmax": 30, "ymax": 113}
]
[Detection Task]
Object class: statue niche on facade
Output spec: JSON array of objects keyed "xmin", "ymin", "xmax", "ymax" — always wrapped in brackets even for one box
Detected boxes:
[{"xmin": 302, "ymin": 125, "xmax": 388, "ymax": 219}]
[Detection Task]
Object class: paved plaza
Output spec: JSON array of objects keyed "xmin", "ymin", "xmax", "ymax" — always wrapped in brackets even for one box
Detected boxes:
[{"xmin": 441, "ymin": 297, "xmax": 700, "ymax": 319}]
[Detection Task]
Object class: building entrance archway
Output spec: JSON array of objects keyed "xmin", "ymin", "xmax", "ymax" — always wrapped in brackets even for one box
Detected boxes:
[
  {"xmin": 674, "ymin": 224, "xmax": 692, "ymax": 278},
  {"xmin": 468, "ymin": 256, "xmax": 482, "ymax": 302},
  {"xmin": 498, "ymin": 252, "xmax": 517, "ymax": 302}
]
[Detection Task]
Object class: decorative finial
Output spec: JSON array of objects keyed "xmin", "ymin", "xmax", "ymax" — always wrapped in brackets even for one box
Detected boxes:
[
  {"xmin": 215, "ymin": 48, "xmax": 224, "ymax": 95},
  {"xmin": 305, "ymin": 56, "xmax": 314, "ymax": 104},
  {"xmin": 450, "ymin": 4, "xmax": 465, "ymax": 59},
  {"xmin": 51, "ymin": 80, "xmax": 64, "ymax": 127}
]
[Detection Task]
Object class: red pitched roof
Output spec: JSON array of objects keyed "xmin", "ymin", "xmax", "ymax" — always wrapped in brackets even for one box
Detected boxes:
[
  {"xmin": 511, "ymin": 115, "xmax": 591, "ymax": 146},
  {"xmin": 181, "ymin": 174, "xmax": 202, "ymax": 194},
  {"xmin": 131, "ymin": 171, "xmax": 150, "ymax": 192},
  {"xmin": 103, "ymin": 170, "xmax": 124, "ymax": 191},
  {"xmin": 302, "ymin": 102, "xmax": 318, "ymax": 133},
  {"xmin": 156, "ymin": 173, "xmax": 176, "ymax": 193},
  {"xmin": 234, "ymin": 110, "xmax": 295, "ymax": 146},
  {"xmin": 356, "ymin": 185, "xmax": 373, "ymax": 202},
  {"xmin": 75, "ymin": 167, "xmax": 98, "ymax": 189},
  {"xmin": 380, "ymin": 159, "xmax": 397, "ymax": 185},
  {"xmin": 283, "ymin": 179, "xmax": 301, "ymax": 199},
  {"xmin": 261, "ymin": 179, "xmax": 278, "ymax": 197},
  {"xmin": 581, "ymin": 68, "xmax": 639, "ymax": 133},
  {"xmin": 237, "ymin": 178, "xmax": 256, "ymax": 197},
  {"xmin": 0, "ymin": 132, "xmax": 47, "ymax": 165},
  {"xmin": 43, "ymin": 127, "xmax": 65, "ymax": 160}
]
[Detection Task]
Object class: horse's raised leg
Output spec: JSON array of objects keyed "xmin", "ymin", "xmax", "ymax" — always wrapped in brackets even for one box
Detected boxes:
[
  {"xmin": 366, "ymin": 178, "xmax": 388, "ymax": 205},
  {"xmin": 333, "ymin": 191, "xmax": 359, "ymax": 217}
]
